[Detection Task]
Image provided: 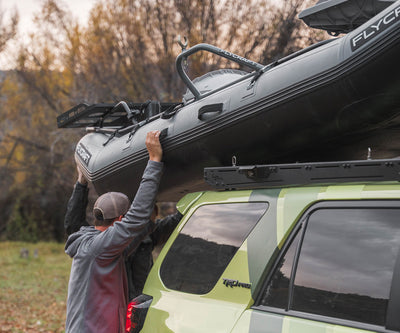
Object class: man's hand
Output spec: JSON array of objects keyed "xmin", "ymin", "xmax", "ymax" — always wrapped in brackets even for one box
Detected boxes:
[
  {"xmin": 76, "ymin": 165, "xmax": 88, "ymax": 185},
  {"xmin": 146, "ymin": 130, "xmax": 163, "ymax": 162}
]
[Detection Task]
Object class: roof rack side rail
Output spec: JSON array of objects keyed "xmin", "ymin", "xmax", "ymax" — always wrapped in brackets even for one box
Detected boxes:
[{"xmin": 204, "ymin": 158, "xmax": 400, "ymax": 190}]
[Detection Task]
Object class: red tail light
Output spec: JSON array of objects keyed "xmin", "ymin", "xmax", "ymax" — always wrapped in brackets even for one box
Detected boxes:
[{"xmin": 126, "ymin": 294, "xmax": 153, "ymax": 333}]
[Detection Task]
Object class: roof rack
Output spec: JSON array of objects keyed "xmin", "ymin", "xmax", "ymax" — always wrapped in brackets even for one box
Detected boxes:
[
  {"xmin": 57, "ymin": 101, "xmax": 180, "ymax": 129},
  {"xmin": 204, "ymin": 158, "xmax": 400, "ymax": 190}
]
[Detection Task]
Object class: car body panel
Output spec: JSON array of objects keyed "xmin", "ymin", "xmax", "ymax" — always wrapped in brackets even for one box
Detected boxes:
[
  {"xmin": 239, "ymin": 311, "xmax": 377, "ymax": 333},
  {"xmin": 140, "ymin": 182, "xmax": 400, "ymax": 332}
]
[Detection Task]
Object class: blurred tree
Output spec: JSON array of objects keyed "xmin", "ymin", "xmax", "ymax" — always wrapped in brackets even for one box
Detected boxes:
[
  {"xmin": 0, "ymin": 4, "xmax": 18, "ymax": 53},
  {"xmin": 0, "ymin": 0, "xmax": 84, "ymax": 241},
  {"xmin": 68, "ymin": 0, "xmax": 323, "ymax": 102},
  {"xmin": 0, "ymin": 0, "xmax": 325, "ymax": 241}
]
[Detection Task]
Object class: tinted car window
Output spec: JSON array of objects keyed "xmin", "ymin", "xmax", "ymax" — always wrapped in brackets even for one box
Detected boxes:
[
  {"xmin": 160, "ymin": 202, "xmax": 268, "ymax": 294},
  {"xmin": 293, "ymin": 207, "xmax": 400, "ymax": 326},
  {"xmin": 260, "ymin": 229, "xmax": 301, "ymax": 309}
]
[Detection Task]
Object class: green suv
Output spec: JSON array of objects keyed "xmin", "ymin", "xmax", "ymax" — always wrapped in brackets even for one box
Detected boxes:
[{"xmin": 126, "ymin": 158, "xmax": 400, "ymax": 333}]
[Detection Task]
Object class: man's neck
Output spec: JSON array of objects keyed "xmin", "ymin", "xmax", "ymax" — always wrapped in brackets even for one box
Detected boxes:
[{"xmin": 95, "ymin": 226, "xmax": 108, "ymax": 232}]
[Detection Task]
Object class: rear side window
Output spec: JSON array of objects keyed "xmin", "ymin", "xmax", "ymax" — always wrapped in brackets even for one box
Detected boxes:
[
  {"xmin": 160, "ymin": 202, "xmax": 268, "ymax": 294},
  {"xmin": 260, "ymin": 230, "xmax": 301, "ymax": 309},
  {"xmin": 260, "ymin": 203, "xmax": 400, "ymax": 328}
]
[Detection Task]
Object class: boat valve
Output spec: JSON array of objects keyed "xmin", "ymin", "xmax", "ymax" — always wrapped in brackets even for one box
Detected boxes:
[
  {"xmin": 177, "ymin": 35, "xmax": 188, "ymax": 70},
  {"xmin": 177, "ymin": 35, "xmax": 188, "ymax": 52}
]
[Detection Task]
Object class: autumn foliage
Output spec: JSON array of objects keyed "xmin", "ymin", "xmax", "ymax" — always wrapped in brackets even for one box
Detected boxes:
[{"xmin": 0, "ymin": 0, "xmax": 322, "ymax": 241}]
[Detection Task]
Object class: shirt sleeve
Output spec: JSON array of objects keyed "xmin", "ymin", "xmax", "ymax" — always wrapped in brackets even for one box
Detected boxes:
[
  {"xmin": 151, "ymin": 211, "xmax": 183, "ymax": 246},
  {"xmin": 94, "ymin": 160, "xmax": 164, "ymax": 260},
  {"xmin": 64, "ymin": 182, "xmax": 90, "ymax": 236}
]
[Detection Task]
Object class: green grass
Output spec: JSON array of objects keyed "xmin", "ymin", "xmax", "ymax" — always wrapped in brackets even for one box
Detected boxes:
[{"xmin": 0, "ymin": 242, "xmax": 71, "ymax": 332}]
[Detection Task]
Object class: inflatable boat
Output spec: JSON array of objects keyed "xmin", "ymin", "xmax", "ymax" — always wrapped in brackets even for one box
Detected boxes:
[{"xmin": 58, "ymin": 0, "xmax": 400, "ymax": 201}]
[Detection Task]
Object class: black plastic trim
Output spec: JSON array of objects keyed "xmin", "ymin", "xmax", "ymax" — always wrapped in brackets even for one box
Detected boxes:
[
  {"xmin": 287, "ymin": 220, "xmax": 306, "ymax": 310},
  {"xmin": 386, "ymin": 244, "xmax": 400, "ymax": 330},
  {"xmin": 253, "ymin": 220, "xmax": 304, "ymax": 311}
]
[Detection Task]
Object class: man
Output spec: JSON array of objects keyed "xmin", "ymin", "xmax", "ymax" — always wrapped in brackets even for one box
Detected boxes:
[
  {"xmin": 65, "ymin": 164, "xmax": 182, "ymax": 301},
  {"xmin": 65, "ymin": 130, "xmax": 163, "ymax": 333}
]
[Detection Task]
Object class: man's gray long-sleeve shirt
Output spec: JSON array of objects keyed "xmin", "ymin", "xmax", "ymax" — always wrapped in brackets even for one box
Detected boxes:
[{"xmin": 65, "ymin": 160, "xmax": 163, "ymax": 333}]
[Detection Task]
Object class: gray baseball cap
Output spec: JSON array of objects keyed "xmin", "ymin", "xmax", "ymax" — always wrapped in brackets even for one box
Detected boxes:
[{"xmin": 93, "ymin": 192, "xmax": 130, "ymax": 220}]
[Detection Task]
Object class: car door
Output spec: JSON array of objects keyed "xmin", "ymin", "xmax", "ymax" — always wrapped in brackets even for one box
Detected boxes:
[{"xmin": 237, "ymin": 200, "xmax": 400, "ymax": 333}]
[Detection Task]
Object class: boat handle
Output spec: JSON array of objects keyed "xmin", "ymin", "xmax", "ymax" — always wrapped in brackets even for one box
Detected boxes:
[
  {"xmin": 198, "ymin": 103, "xmax": 223, "ymax": 120},
  {"xmin": 159, "ymin": 128, "xmax": 168, "ymax": 140},
  {"xmin": 176, "ymin": 43, "xmax": 263, "ymax": 101}
]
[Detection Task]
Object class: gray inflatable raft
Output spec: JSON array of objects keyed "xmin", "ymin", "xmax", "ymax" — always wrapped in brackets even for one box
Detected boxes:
[{"xmin": 58, "ymin": 0, "xmax": 400, "ymax": 201}]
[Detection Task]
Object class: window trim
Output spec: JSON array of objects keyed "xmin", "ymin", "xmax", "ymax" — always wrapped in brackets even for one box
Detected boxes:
[
  {"xmin": 253, "ymin": 199, "xmax": 400, "ymax": 332},
  {"xmin": 386, "ymin": 243, "xmax": 400, "ymax": 330},
  {"xmin": 287, "ymin": 220, "xmax": 306, "ymax": 310},
  {"xmin": 253, "ymin": 215, "xmax": 305, "ymax": 310}
]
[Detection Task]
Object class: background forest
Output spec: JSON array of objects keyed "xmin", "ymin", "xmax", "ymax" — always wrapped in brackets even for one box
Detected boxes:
[{"xmin": 0, "ymin": 0, "xmax": 324, "ymax": 242}]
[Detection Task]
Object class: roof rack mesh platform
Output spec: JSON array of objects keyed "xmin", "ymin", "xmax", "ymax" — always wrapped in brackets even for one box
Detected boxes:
[
  {"xmin": 57, "ymin": 102, "xmax": 180, "ymax": 129},
  {"xmin": 204, "ymin": 158, "xmax": 400, "ymax": 190}
]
